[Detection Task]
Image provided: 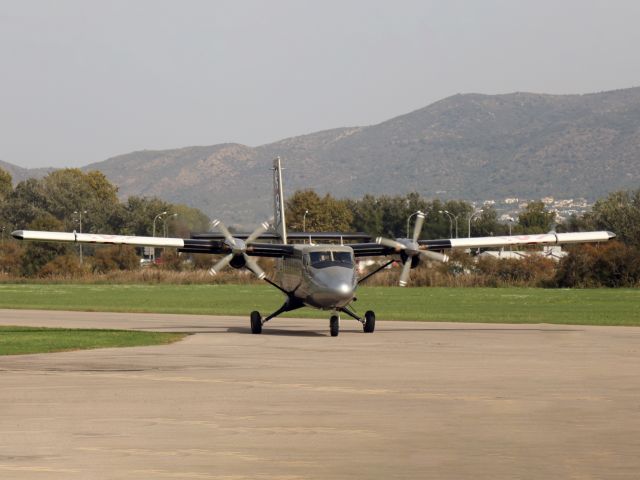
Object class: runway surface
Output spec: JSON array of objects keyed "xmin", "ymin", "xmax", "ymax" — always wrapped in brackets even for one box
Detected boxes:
[{"xmin": 1, "ymin": 309, "xmax": 639, "ymax": 479}]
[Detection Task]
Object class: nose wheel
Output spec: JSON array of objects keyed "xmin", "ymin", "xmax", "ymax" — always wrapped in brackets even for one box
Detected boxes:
[
  {"xmin": 250, "ymin": 311, "xmax": 262, "ymax": 334},
  {"xmin": 330, "ymin": 315, "xmax": 340, "ymax": 337}
]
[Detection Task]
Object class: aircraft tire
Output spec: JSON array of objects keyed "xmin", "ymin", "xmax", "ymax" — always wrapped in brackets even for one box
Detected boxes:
[
  {"xmin": 250, "ymin": 311, "xmax": 262, "ymax": 334},
  {"xmin": 363, "ymin": 310, "xmax": 376, "ymax": 333},
  {"xmin": 330, "ymin": 315, "xmax": 339, "ymax": 337}
]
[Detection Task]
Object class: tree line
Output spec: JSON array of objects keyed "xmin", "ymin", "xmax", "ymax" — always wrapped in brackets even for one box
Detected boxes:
[
  {"xmin": 0, "ymin": 168, "xmax": 210, "ymax": 277},
  {"xmin": 1, "ymin": 166, "xmax": 639, "ymax": 286}
]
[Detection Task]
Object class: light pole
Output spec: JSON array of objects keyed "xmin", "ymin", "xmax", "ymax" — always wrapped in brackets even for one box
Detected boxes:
[
  {"xmin": 73, "ymin": 210, "xmax": 88, "ymax": 265},
  {"xmin": 439, "ymin": 210, "xmax": 453, "ymax": 238},
  {"xmin": 467, "ymin": 209, "xmax": 483, "ymax": 238},
  {"xmin": 406, "ymin": 210, "xmax": 424, "ymax": 238},
  {"xmin": 162, "ymin": 213, "xmax": 178, "ymax": 237},
  {"xmin": 303, "ymin": 210, "xmax": 309, "ymax": 232},
  {"xmin": 152, "ymin": 211, "xmax": 168, "ymax": 262},
  {"xmin": 439, "ymin": 210, "xmax": 459, "ymax": 238}
]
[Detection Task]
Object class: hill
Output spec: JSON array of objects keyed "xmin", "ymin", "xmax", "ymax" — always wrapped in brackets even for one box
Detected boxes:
[
  {"xmin": 3, "ymin": 87, "xmax": 640, "ymax": 224},
  {"xmin": 0, "ymin": 160, "xmax": 53, "ymax": 184}
]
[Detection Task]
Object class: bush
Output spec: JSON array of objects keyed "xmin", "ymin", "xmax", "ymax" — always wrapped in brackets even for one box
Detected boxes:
[
  {"xmin": 39, "ymin": 254, "xmax": 85, "ymax": 278},
  {"xmin": 92, "ymin": 245, "xmax": 140, "ymax": 273},
  {"xmin": 476, "ymin": 255, "xmax": 556, "ymax": 286},
  {"xmin": 555, "ymin": 242, "xmax": 640, "ymax": 287},
  {"xmin": 0, "ymin": 242, "xmax": 24, "ymax": 276}
]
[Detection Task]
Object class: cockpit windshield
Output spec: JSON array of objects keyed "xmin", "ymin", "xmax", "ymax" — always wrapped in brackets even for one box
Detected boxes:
[{"xmin": 308, "ymin": 251, "xmax": 354, "ymax": 269}]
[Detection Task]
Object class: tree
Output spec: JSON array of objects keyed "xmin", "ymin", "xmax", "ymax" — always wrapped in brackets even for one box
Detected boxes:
[
  {"xmin": 1, "ymin": 178, "xmax": 49, "ymax": 230},
  {"xmin": 347, "ymin": 194, "xmax": 384, "ymax": 236},
  {"xmin": 42, "ymin": 169, "xmax": 119, "ymax": 233},
  {"xmin": 168, "ymin": 204, "xmax": 211, "ymax": 238},
  {"xmin": 116, "ymin": 196, "xmax": 173, "ymax": 236},
  {"xmin": 286, "ymin": 190, "xmax": 353, "ymax": 232},
  {"xmin": 0, "ymin": 168, "xmax": 12, "ymax": 200},
  {"xmin": 584, "ymin": 189, "xmax": 640, "ymax": 247},
  {"xmin": 21, "ymin": 214, "xmax": 70, "ymax": 277},
  {"xmin": 473, "ymin": 206, "xmax": 505, "ymax": 237},
  {"xmin": 517, "ymin": 201, "xmax": 556, "ymax": 233}
]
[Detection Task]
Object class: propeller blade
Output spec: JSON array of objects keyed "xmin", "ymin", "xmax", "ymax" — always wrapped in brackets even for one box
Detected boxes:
[
  {"xmin": 398, "ymin": 259, "xmax": 413, "ymax": 287},
  {"xmin": 243, "ymin": 254, "xmax": 266, "ymax": 279},
  {"xmin": 376, "ymin": 237, "xmax": 406, "ymax": 251},
  {"xmin": 211, "ymin": 219, "xmax": 235, "ymax": 245},
  {"xmin": 420, "ymin": 250, "xmax": 449, "ymax": 263},
  {"xmin": 412, "ymin": 213, "xmax": 425, "ymax": 243},
  {"xmin": 246, "ymin": 221, "xmax": 271, "ymax": 244},
  {"xmin": 209, "ymin": 253, "xmax": 233, "ymax": 276}
]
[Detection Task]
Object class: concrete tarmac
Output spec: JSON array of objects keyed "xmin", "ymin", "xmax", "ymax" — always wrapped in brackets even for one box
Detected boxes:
[{"xmin": 1, "ymin": 309, "xmax": 639, "ymax": 479}]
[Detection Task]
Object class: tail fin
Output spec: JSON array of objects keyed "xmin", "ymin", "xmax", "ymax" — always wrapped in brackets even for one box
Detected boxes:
[{"xmin": 272, "ymin": 156, "xmax": 287, "ymax": 244}]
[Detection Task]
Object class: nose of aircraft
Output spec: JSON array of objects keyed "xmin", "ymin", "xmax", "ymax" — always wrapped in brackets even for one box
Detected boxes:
[{"xmin": 309, "ymin": 267, "xmax": 355, "ymax": 308}]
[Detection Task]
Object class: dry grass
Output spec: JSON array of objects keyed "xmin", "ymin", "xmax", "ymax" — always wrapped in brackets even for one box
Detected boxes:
[{"xmin": 0, "ymin": 268, "xmax": 261, "ymax": 285}]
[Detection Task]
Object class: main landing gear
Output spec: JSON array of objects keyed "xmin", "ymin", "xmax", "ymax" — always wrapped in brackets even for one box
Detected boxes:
[{"xmin": 249, "ymin": 302, "xmax": 376, "ymax": 337}]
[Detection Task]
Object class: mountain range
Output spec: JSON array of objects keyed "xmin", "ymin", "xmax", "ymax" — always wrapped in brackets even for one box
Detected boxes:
[{"xmin": 2, "ymin": 87, "xmax": 640, "ymax": 225}]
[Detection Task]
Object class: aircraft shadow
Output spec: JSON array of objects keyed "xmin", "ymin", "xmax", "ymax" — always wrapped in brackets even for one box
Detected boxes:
[
  {"xmin": 227, "ymin": 327, "xmax": 326, "ymax": 337},
  {"xmin": 143, "ymin": 326, "xmax": 581, "ymax": 335}
]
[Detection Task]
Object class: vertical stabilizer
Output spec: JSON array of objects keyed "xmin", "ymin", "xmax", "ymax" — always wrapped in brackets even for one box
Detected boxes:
[{"xmin": 272, "ymin": 156, "xmax": 287, "ymax": 244}]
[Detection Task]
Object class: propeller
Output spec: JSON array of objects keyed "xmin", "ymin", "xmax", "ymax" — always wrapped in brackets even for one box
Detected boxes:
[
  {"xmin": 375, "ymin": 212, "xmax": 448, "ymax": 287},
  {"xmin": 208, "ymin": 220, "xmax": 270, "ymax": 279}
]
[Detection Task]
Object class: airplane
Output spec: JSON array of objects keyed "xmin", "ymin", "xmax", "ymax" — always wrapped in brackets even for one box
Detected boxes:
[{"xmin": 12, "ymin": 157, "xmax": 615, "ymax": 337}]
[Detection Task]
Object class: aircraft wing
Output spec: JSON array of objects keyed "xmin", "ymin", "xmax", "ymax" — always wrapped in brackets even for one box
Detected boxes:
[
  {"xmin": 351, "ymin": 231, "xmax": 615, "ymax": 258},
  {"xmin": 421, "ymin": 231, "xmax": 616, "ymax": 250},
  {"xmin": 12, "ymin": 230, "xmax": 187, "ymax": 248},
  {"xmin": 11, "ymin": 230, "xmax": 295, "ymax": 257}
]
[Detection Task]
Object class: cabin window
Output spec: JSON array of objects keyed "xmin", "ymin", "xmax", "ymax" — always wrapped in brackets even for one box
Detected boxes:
[
  {"xmin": 333, "ymin": 251, "xmax": 353, "ymax": 265},
  {"xmin": 308, "ymin": 251, "xmax": 354, "ymax": 269}
]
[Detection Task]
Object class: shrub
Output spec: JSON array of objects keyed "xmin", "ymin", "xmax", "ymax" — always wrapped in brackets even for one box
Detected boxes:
[
  {"xmin": 39, "ymin": 254, "xmax": 84, "ymax": 278},
  {"xmin": 92, "ymin": 245, "xmax": 140, "ymax": 273},
  {"xmin": 0, "ymin": 242, "xmax": 24, "ymax": 276},
  {"xmin": 554, "ymin": 242, "xmax": 640, "ymax": 287}
]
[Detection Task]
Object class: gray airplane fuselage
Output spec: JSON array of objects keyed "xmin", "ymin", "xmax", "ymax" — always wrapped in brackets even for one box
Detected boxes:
[{"xmin": 275, "ymin": 244, "xmax": 358, "ymax": 310}]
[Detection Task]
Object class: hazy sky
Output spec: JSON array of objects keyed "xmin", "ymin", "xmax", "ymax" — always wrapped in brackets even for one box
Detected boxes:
[{"xmin": 1, "ymin": 0, "xmax": 639, "ymax": 168}]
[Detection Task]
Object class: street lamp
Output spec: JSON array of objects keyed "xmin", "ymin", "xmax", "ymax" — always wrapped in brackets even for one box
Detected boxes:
[
  {"xmin": 439, "ymin": 210, "xmax": 460, "ymax": 238},
  {"xmin": 152, "ymin": 211, "xmax": 168, "ymax": 262},
  {"xmin": 467, "ymin": 209, "xmax": 483, "ymax": 238},
  {"xmin": 161, "ymin": 213, "xmax": 178, "ymax": 237},
  {"xmin": 73, "ymin": 210, "xmax": 88, "ymax": 265},
  {"xmin": 406, "ymin": 210, "xmax": 424, "ymax": 238},
  {"xmin": 303, "ymin": 210, "xmax": 309, "ymax": 233}
]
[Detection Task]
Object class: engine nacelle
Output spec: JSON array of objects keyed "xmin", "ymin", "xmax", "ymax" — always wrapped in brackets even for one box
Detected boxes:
[
  {"xmin": 400, "ymin": 251, "xmax": 421, "ymax": 269},
  {"xmin": 230, "ymin": 254, "xmax": 247, "ymax": 269}
]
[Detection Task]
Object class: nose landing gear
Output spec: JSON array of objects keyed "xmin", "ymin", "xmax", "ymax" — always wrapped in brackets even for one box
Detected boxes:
[
  {"xmin": 250, "ymin": 311, "xmax": 262, "ymax": 334},
  {"xmin": 336, "ymin": 307, "xmax": 376, "ymax": 334},
  {"xmin": 330, "ymin": 315, "xmax": 340, "ymax": 337}
]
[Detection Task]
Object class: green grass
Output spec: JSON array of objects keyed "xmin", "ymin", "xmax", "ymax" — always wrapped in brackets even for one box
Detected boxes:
[
  {"xmin": 0, "ymin": 284, "xmax": 638, "ymax": 326},
  {"xmin": 0, "ymin": 325, "xmax": 186, "ymax": 356}
]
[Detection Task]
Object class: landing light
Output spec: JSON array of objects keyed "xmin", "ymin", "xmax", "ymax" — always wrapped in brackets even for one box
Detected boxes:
[{"xmin": 339, "ymin": 283, "xmax": 351, "ymax": 294}]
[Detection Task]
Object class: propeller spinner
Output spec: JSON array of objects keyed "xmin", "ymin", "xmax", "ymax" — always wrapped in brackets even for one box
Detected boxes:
[
  {"xmin": 375, "ymin": 212, "xmax": 448, "ymax": 287},
  {"xmin": 208, "ymin": 220, "xmax": 270, "ymax": 279}
]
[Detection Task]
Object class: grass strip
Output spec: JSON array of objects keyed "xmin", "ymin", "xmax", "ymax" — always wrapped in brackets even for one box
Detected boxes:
[
  {"xmin": 0, "ymin": 325, "xmax": 186, "ymax": 356},
  {"xmin": 0, "ymin": 284, "xmax": 638, "ymax": 326}
]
